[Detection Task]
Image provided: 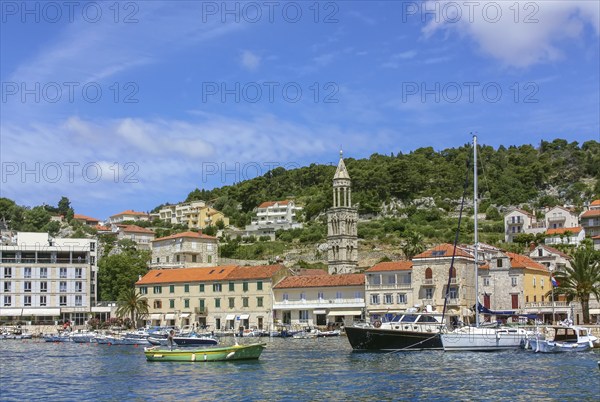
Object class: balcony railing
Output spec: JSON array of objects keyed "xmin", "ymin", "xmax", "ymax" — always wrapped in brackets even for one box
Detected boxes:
[
  {"xmin": 273, "ymin": 298, "xmax": 364, "ymax": 309},
  {"xmin": 524, "ymin": 301, "xmax": 569, "ymax": 308},
  {"xmin": 422, "ymin": 279, "xmax": 434, "ymax": 286},
  {"xmin": 366, "ymin": 283, "xmax": 412, "ymax": 290}
]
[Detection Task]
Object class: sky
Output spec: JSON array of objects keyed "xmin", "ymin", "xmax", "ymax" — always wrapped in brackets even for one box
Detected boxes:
[{"xmin": 1, "ymin": 0, "xmax": 599, "ymax": 220}]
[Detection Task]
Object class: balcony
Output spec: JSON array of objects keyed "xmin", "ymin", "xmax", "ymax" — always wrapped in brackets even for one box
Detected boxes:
[
  {"xmin": 547, "ymin": 215, "xmax": 566, "ymax": 223},
  {"xmin": 366, "ymin": 283, "xmax": 412, "ymax": 290},
  {"xmin": 194, "ymin": 307, "xmax": 208, "ymax": 316},
  {"xmin": 273, "ymin": 298, "xmax": 364, "ymax": 310},
  {"xmin": 422, "ymin": 279, "xmax": 434, "ymax": 286}
]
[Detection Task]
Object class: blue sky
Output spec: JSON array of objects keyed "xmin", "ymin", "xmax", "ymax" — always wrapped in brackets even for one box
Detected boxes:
[{"xmin": 1, "ymin": 1, "xmax": 599, "ymax": 220}]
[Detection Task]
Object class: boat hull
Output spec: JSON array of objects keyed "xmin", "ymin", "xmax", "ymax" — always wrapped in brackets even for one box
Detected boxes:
[
  {"xmin": 529, "ymin": 339, "xmax": 592, "ymax": 353},
  {"xmin": 144, "ymin": 343, "xmax": 266, "ymax": 362},
  {"xmin": 345, "ymin": 326, "xmax": 442, "ymax": 351},
  {"xmin": 441, "ymin": 328, "xmax": 527, "ymax": 351}
]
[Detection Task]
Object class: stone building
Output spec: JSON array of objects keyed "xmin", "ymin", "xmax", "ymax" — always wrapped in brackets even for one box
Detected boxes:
[
  {"xmin": 327, "ymin": 151, "xmax": 358, "ymax": 274},
  {"xmin": 150, "ymin": 231, "xmax": 218, "ymax": 269}
]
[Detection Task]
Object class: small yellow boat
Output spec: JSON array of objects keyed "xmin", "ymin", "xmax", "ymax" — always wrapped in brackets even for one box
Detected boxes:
[{"xmin": 144, "ymin": 342, "xmax": 266, "ymax": 362}]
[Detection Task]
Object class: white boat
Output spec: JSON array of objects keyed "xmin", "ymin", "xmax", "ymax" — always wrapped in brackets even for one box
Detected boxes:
[
  {"xmin": 528, "ymin": 325, "xmax": 598, "ymax": 353},
  {"xmin": 441, "ymin": 135, "xmax": 529, "ymax": 351}
]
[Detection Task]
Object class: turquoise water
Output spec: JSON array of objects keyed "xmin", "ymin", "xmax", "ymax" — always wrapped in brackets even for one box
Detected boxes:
[{"xmin": 1, "ymin": 337, "xmax": 598, "ymax": 401}]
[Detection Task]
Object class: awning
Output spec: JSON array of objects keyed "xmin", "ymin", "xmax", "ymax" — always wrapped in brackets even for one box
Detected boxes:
[
  {"xmin": 164, "ymin": 314, "xmax": 176, "ymax": 320},
  {"xmin": 313, "ymin": 310, "xmax": 327, "ymax": 315},
  {"xmin": 149, "ymin": 314, "xmax": 161, "ymax": 320},
  {"xmin": 225, "ymin": 314, "xmax": 235, "ymax": 320},
  {"xmin": 327, "ymin": 310, "xmax": 362, "ymax": 316},
  {"xmin": 0, "ymin": 308, "xmax": 22, "ymax": 316},
  {"xmin": 589, "ymin": 308, "xmax": 600, "ymax": 315},
  {"xmin": 21, "ymin": 308, "xmax": 60, "ymax": 316},
  {"xmin": 180, "ymin": 313, "xmax": 190, "ymax": 318},
  {"xmin": 239, "ymin": 314, "xmax": 250, "ymax": 320}
]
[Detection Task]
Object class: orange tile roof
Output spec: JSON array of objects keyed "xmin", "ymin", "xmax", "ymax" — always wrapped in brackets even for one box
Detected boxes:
[
  {"xmin": 581, "ymin": 209, "xmax": 600, "ymax": 218},
  {"xmin": 118, "ymin": 224, "xmax": 155, "ymax": 234},
  {"xmin": 413, "ymin": 243, "xmax": 473, "ymax": 259},
  {"xmin": 590, "ymin": 200, "xmax": 600, "ymax": 206},
  {"xmin": 274, "ymin": 273, "xmax": 365, "ymax": 289},
  {"xmin": 507, "ymin": 208, "xmax": 534, "ymax": 218},
  {"xmin": 111, "ymin": 209, "xmax": 148, "ymax": 217},
  {"xmin": 506, "ymin": 252, "xmax": 549, "ymax": 272},
  {"xmin": 73, "ymin": 213, "xmax": 99, "ymax": 222},
  {"xmin": 94, "ymin": 225, "xmax": 111, "ymax": 231},
  {"xmin": 538, "ymin": 245, "xmax": 570, "ymax": 259},
  {"xmin": 153, "ymin": 231, "xmax": 216, "ymax": 242},
  {"xmin": 136, "ymin": 265, "xmax": 238, "ymax": 285},
  {"xmin": 367, "ymin": 261, "xmax": 413, "ymax": 272},
  {"xmin": 226, "ymin": 264, "xmax": 286, "ymax": 280},
  {"xmin": 297, "ymin": 269, "xmax": 329, "ymax": 276},
  {"xmin": 258, "ymin": 200, "xmax": 290, "ymax": 208},
  {"xmin": 592, "ymin": 235, "xmax": 600, "ymax": 239},
  {"xmin": 546, "ymin": 226, "xmax": 583, "ymax": 236}
]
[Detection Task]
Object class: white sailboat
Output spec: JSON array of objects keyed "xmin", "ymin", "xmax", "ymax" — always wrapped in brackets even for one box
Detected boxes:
[{"xmin": 441, "ymin": 135, "xmax": 529, "ymax": 351}]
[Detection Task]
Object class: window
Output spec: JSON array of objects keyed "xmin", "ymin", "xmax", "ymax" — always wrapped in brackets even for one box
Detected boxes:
[
  {"xmin": 215, "ymin": 298, "xmax": 221, "ymax": 308},
  {"xmin": 4, "ymin": 267, "xmax": 12, "ymax": 278},
  {"xmin": 384, "ymin": 293, "xmax": 393, "ymax": 304},
  {"xmin": 372, "ymin": 275, "xmax": 381, "ymax": 285},
  {"xmin": 397, "ymin": 293, "xmax": 407, "ymax": 304},
  {"xmin": 176, "ymin": 255, "xmax": 180, "ymax": 263},
  {"xmin": 40, "ymin": 282, "xmax": 47, "ymax": 293},
  {"xmin": 425, "ymin": 268, "xmax": 433, "ymax": 279},
  {"xmin": 354, "ymin": 291, "xmax": 362, "ymax": 300},
  {"xmin": 192, "ymin": 255, "xmax": 197, "ymax": 263},
  {"xmin": 283, "ymin": 293, "xmax": 288, "ymax": 302},
  {"xmin": 538, "ymin": 249, "xmax": 543, "ymax": 257},
  {"xmin": 199, "ymin": 299, "xmax": 205, "ymax": 309},
  {"xmin": 449, "ymin": 287, "xmax": 458, "ymax": 299},
  {"xmin": 511, "ymin": 277, "xmax": 517, "ymax": 287},
  {"xmin": 75, "ymin": 268, "xmax": 83, "ymax": 279},
  {"xmin": 169, "ymin": 285, "xmax": 175, "ymax": 293},
  {"xmin": 4, "ymin": 282, "xmax": 11, "ymax": 292},
  {"xmin": 371, "ymin": 294, "xmax": 380, "ymax": 305},
  {"xmin": 229, "ymin": 282, "xmax": 235, "ymax": 292},
  {"xmin": 90, "ymin": 256, "xmax": 95, "ymax": 265},
  {"xmin": 336, "ymin": 291, "xmax": 342, "ymax": 300},
  {"xmin": 23, "ymin": 281, "xmax": 32, "ymax": 292},
  {"xmin": 156, "ymin": 257, "xmax": 160, "ymax": 263},
  {"xmin": 184, "ymin": 284, "xmax": 190, "ymax": 293},
  {"xmin": 299, "ymin": 310, "xmax": 309, "ymax": 322},
  {"xmin": 75, "ymin": 295, "xmax": 82, "ymax": 306},
  {"xmin": 90, "ymin": 242, "xmax": 96, "ymax": 251},
  {"xmin": 533, "ymin": 295, "xmax": 537, "ymax": 302},
  {"xmin": 257, "ymin": 297, "xmax": 263, "ymax": 307},
  {"xmin": 59, "ymin": 295, "xmax": 67, "ymax": 306},
  {"xmin": 483, "ymin": 277, "xmax": 490, "ymax": 286},
  {"xmin": 207, "ymin": 255, "xmax": 212, "ymax": 263},
  {"xmin": 257, "ymin": 281, "xmax": 263, "ymax": 291},
  {"xmin": 60, "ymin": 267, "xmax": 67, "ymax": 278},
  {"xmin": 3, "ymin": 295, "xmax": 11, "ymax": 306},
  {"xmin": 242, "ymin": 297, "xmax": 249, "ymax": 308},
  {"xmin": 425, "ymin": 288, "xmax": 434, "ymax": 299},
  {"xmin": 213, "ymin": 283, "xmax": 222, "ymax": 292},
  {"xmin": 75, "ymin": 282, "xmax": 82, "ymax": 292},
  {"xmin": 199, "ymin": 284, "xmax": 205, "ymax": 292},
  {"xmin": 24, "ymin": 295, "xmax": 31, "ymax": 306},
  {"xmin": 40, "ymin": 267, "xmax": 47, "ymax": 279},
  {"xmin": 153, "ymin": 286, "xmax": 162, "ymax": 294},
  {"xmin": 541, "ymin": 279, "xmax": 544, "ymax": 289},
  {"xmin": 243, "ymin": 282, "xmax": 249, "ymax": 292},
  {"xmin": 169, "ymin": 299, "xmax": 175, "ymax": 309},
  {"xmin": 154, "ymin": 300, "xmax": 162, "ymax": 309},
  {"xmin": 184, "ymin": 299, "xmax": 189, "ymax": 308},
  {"xmin": 40, "ymin": 295, "xmax": 46, "ymax": 306},
  {"xmin": 532, "ymin": 277, "xmax": 536, "ymax": 287},
  {"xmin": 387, "ymin": 275, "xmax": 396, "ymax": 284},
  {"xmin": 228, "ymin": 298, "xmax": 235, "ymax": 308},
  {"xmin": 318, "ymin": 292, "xmax": 324, "ymax": 301},
  {"xmin": 140, "ymin": 286, "xmax": 148, "ymax": 295},
  {"xmin": 60, "ymin": 282, "xmax": 67, "ymax": 292},
  {"xmin": 300, "ymin": 292, "xmax": 306, "ymax": 301},
  {"xmin": 24, "ymin": 267, "xmax": 32, "ymax": 278},
  {"xmin": 497, "ymin": 258, "xmax": 503, "ymax": 268}
]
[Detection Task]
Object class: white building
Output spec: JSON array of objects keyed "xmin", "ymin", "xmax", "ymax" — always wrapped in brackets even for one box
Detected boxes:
[
  {"xmin": 114, "ymin": 225, "xmax": 156, "ymax": 250},
  {"xmin": 244, "ymin": 200, "xmax": 303, "ymax": 239},
  {"xmin": 0, "ymin": 232, "xmax": 98, "ymax": 325},
  {"xmin": 106, "ymin": 210, "xmax": 150, "ymax": 225},
  {"xmin": 504, "ymin": 208, "xmax": 545, "ymax": 242},
  {"xmin": 150, "ymin": 231, "xmax": 218, "ymax": 269},
  {"xmin": 544, "ymin": 227, "xmax": 585, "ymax": 246},
  {"xmin": 544, "ymin": 206, "xmax": 579, "ymax": 230}
]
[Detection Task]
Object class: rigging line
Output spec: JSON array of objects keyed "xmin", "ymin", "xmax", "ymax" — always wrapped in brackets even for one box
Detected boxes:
[
  {"xmin": 477, "ymin": 142, "xmax": 492, "ymax": 202},
  {"xmin": 440, "ymin": 140, "xmax": 472, "ymax": 326}
]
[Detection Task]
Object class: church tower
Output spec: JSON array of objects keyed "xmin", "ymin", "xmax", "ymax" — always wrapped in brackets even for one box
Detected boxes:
[{"xmin": 327, "ymin": 151, "xmax": 358, "ymax": 274}]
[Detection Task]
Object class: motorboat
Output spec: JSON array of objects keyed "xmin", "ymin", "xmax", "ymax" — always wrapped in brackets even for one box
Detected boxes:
[
  {"xmin": 144, "ymin": 342, "xmax": 266, "ymax": 362},
  {"xmin": 528, "ymin": 325, "xmax": 598, "ymax": 353}
]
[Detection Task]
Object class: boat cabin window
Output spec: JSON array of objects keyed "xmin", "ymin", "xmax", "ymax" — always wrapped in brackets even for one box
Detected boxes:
[
  {"xmin": 400, "ymin": 315, "xmax": 418, "ymax": 323},
  {"xmin": 417, "ymin": 315, "xmax": 439, "ymax": 323},
  {"xmin": 390, "ymin": 315, "xmax": 403, "ymax": 323}
]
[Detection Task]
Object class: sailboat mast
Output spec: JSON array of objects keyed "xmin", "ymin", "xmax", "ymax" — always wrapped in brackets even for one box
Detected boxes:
[{"xmin": 473, "ymin": 134, "xmax": 479, "ymax": 328}]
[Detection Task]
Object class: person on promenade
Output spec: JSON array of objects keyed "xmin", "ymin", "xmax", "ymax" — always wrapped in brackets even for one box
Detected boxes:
[{"xmin": 167, "ymin": 330, "xmax": 175, "ymax": 351}]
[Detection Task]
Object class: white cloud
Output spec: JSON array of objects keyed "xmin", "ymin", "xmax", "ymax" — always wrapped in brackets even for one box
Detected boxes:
[
  {"xmin": 240, "ymin": 50, "xmax": 261, "ymax": 71},
  {"xmin": 422, "ymin": 1, "xmax": 599, "ymax": 68}
]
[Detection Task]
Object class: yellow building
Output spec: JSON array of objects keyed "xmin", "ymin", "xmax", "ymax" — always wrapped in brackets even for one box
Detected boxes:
[{"xmin": 187, "ymin": 206, "xmax": 229, "ymax": 230}]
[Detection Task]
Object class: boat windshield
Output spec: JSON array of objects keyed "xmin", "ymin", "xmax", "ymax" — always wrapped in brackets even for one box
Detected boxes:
[
  {"xmin": 399, "ymin": 315, "xmax": 418, "ymax": 323},
  {"xmin": 389, "ymin": 315, "xmax": 403, "ymax": 323}
]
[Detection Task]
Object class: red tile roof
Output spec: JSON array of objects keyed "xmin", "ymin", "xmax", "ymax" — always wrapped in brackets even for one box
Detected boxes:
[
  {"xmin": 296, "ymin": 269, "xmax": 329, "ymax": 276},
  {"xmin": 546, "ymin": 226, "xmax": 583, "ymax": 236},
  {"xmin": 153, "ymin": 231, "xmax": 216, "ymax": 242},
  {"xmin": 258, "ymin": 200, "xmax": 290, "ymax": 208},
  {"xmin": 73, "ymin": 213, "xmax": 99, "ymax": 222},
  {"xmin": 537, "ymin": 245, "xmax": 571, "ymax": 259},
  {"xmin": 413, "ymin": 243, "xmax": 473, "ymax": 259},
  {"xmin": 506, "ymin": 252, "xmax": 549, "ymax": 272},
  {"xmin": 226, "ymin": 264, "xmax": 286, "ymax": 280},
  {"xmin": 118, "ymin": 224, "xmax": 155, "ymax": 234},
  {"xmin": 111, "ymin": 209, "xmax": 148, "ymax": 217},
  {"xmin": 590, "ymin": 200, "xmax": 600, "ymax": 206},
  {"xmin": 581, "ymin": 209, "xmax": 600, "ymax": 218},
  {"xmin": 367, "ymin": 261, "xmax": 413, "ymax": 272},
  {"xmin": 274, "ymin": 274, "xmax": 364, "ymax": 289},
  {"xmin": 136, "ymin": 265, "xmax": 238, "ymax": 284},
  {"xmin": 94, "ymin": 225, "xmax": 111, "ymax": 231}
]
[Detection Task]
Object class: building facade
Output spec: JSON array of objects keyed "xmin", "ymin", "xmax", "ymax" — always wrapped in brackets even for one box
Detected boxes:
[
  {"xmin": 327, "ymin": 151, "xmax": 358, "ymax": 274},
  {"xmin": 544, "ymin": 226, "xmax": 585, "ymax": 246},
  {"xmin": 244, "ymin": 200, "xmax": 303, "ymax": 239},
  {"xmin": 504, "ymin": 209, "xmax": 543, "ymax": 242},
  {"xmin": 580, "ymin": 201, "xmax": 600, "ymax": 238},
  {"xmin": 115, "ymin": 225, "xmax": 155, "ymax": 250},
  {"xmin": 544, "ymin": 206, "xmax": 579, "ymax": 230},
  {"xmin": 106, "ymin": 210, "xmax": 150, "ymax": 224},
  {"xmin": 150, "ymin": 231, "xmax": 218, "ymax": 269},
  {"xmin": 0, "ymin": 232, "xmax": 98, "ymax": 325},
  {"xmin": 364, "ymin": 261, "xmax": 413, "ymax": 317}
]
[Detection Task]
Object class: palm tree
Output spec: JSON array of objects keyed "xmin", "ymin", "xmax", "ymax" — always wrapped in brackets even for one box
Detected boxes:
[
  {"xmin": 401, "ymin": 232, "xmax": 425, "ymax": 260},
  {"xmin": 116, "ymin": 288, "xmax": 149, "ymax": 328},
  {"xmin": 552, "ymin": 246, "xmax": 600, "ymax": 324}
]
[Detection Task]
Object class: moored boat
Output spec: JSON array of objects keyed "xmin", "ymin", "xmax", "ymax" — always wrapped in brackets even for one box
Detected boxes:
[
  {"xmin": 144, "ymin": 342, "xmax": 266, "ymax": 362},
  {"xmin": 173, "ymin": 331, "xmax": 218, "ymax": 346},
  {"xmin": 528, "ymin": 325, "xmax": 598, "ymax": 353}
]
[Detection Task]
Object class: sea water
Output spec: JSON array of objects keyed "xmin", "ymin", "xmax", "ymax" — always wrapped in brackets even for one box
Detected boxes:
[{"xmin": 1, "ymin": 337, "xmax": 598, "ymax": 401}]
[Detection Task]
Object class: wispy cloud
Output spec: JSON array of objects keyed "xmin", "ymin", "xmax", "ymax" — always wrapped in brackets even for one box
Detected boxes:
[{"xmin": 240, "ymin": 50, "xmax": 261, "ymax": 71}]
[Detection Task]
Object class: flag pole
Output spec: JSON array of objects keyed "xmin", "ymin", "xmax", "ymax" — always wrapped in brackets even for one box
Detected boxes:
[{"xmin": 551, "ymin": 270, "xmax": 555, "ymax": 325}]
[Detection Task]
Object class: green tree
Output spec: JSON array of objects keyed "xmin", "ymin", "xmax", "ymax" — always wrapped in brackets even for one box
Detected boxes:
[
  {"xmin": 22, "ymin": 206, "xmax": 51, "ymax": 231},
  {"xmin": 116, "ymin": 288, "xmax": 149, "ymax": 328},
  {"xmin": 401, "ymin": 232, "xmax": 425, "ymax": 260},
  {"xmin": 98, "ymin": 249, "xmax": 150, "ymax": 301},
  {"xmin": 552, "ymin": 246, "xmax": 600, "ymax": 324}
]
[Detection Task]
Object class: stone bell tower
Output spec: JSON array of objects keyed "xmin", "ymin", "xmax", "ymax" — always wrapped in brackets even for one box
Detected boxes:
[{"xmin": 327, "ymin": 151, "xmax": 358, "ymax": 274}]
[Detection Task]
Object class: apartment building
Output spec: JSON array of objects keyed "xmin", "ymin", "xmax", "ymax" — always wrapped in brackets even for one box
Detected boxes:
[
  {"xmin": 504, "ymin": 209, "xmax": 544, "ymax": 242},
  {"xmin": 580, "ymin": 200, "xmax": 600, "ymax": 238},
  {"xmin": 244, "ymin": 200, "xmax": 303, "ymax": 238},
  {"xmin": 73, "ymin": 214, "xmax": 100, "ymax": 227},
  {"xmin": 115, "ymin": 225, "xmax": 155, "ymax": 250},
  {"xmin": 272, "ymin": 273, "xmax": 365, "ymax": 328},
  {"xmin": 544, "ymin": 206, "xmax": 579, "ymax": 230},
  {"xmin": 544, "ymin": 226, "xmax": 585, "ymax": 246},
  {"xmin": 106, "ymin": 210, "xmax": 150, "ymax": 225},
  {"xmin": 364, "ymin": 261, "xmax": 413, "ymax": 317},
  {"xmin": 0, "ymin": 232, "xmax": 98, "ymax": 325},
  {"xmin": 150, "ymin": 231, "xmax": 218, "ymax": 269},
  {"xmin": 136, "ymin": 264, "xmax": 286, "ymax": 330}
]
